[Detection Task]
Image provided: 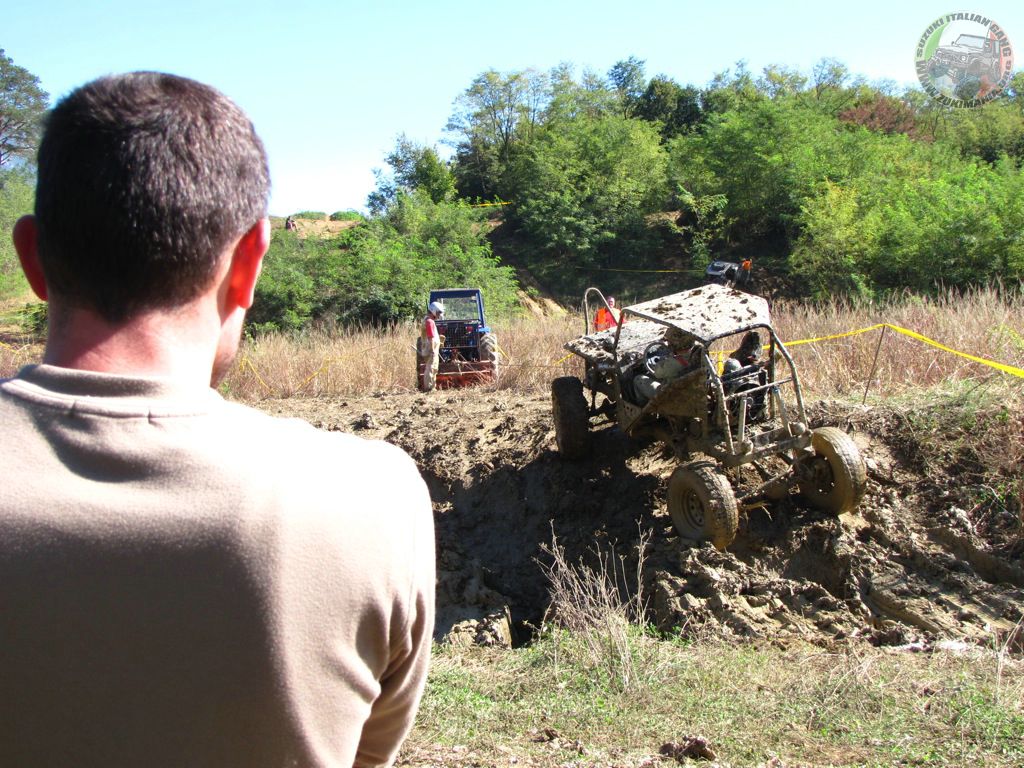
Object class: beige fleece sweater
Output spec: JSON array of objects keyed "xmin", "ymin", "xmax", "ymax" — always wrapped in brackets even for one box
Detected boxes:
[{"xmin": 0, "ymin": 365, "xmax": 435, "ymax": 768}]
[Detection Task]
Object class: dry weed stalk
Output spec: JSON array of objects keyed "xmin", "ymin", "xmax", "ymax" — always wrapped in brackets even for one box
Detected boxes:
[
  {"xmin": 0, "ymin": 339, "xmax": 39, "ymax": 377},
  {"xmin": 537, "ymin": 530, "xmax": 651, "ymax": 693}
]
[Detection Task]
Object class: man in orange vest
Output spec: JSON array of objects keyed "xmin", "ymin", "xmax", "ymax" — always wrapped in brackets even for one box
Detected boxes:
[
  {"xmin": 594, "ymin": 296, "xmax": 621, "ymax": 331},
  {"xmin": 740, "ymin": 258, "xmax": 752, "ymax": 286}
]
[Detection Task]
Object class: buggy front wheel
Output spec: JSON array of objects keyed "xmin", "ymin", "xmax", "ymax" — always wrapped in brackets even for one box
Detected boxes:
[{"xmin": 667, "ymin": 463, "xmax": 738, "ymax": 550}]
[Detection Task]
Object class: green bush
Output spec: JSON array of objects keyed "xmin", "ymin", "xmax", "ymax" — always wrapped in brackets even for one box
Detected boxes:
[
  {"xmin": 790, "ymin": 134, "xmax": 1024, "ymax": 296},
  {"xmin": 290, "ymin": 210, "xmax": 327, "ymax": 220},
  {"xmin": 0, "ymin": 168, "xmax": 34, "ymax": 300},
  {"xmin": 250, "ymin": 193, "xmax": 519, "ymax": 332},
  {"xmin": 329, "ymin": 210, "xmax": 364, "ymax": 222},
  {"xmin": 508, "ymin": 114, "xmax": 669, "ymax": 266}
]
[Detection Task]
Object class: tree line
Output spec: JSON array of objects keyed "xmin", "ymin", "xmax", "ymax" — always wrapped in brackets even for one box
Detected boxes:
[
  {"xmin": 5, "ymin": 47, "xmax": 1024, "ymax": 332},
  {"xmin": 432, "ymin": 57, "xmax": 1024, "ymax": 301}
]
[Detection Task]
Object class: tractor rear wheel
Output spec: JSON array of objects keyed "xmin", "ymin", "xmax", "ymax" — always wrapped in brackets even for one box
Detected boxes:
[
  {"xmin": 551, "ymin": 376, "xmax": 590, "ymax": 459},
  {"xmin": 668, "ymin": 462, "xmax": 738, "ymax": 550},
  {"xmin": 480, "ymin": 333, "xmax": 499, "ymax": 382},
  {"xmin": 797, "ymin": 427, "xmax": 867, "ymax": 514}
]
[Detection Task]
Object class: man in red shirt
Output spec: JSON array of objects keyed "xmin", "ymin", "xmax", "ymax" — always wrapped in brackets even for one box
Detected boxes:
[{"xmin": 417, "ymin": 301, "xmax": 444, "ymax": 391}]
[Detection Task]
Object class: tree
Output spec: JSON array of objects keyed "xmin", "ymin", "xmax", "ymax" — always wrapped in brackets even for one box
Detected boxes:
[
  {"xmin": 700, "ymin": 61, "xmax": 760, "ymax": 114},
  {"xmin": 607, "ymin": 56, "xmax": 646, "ymax": 116},
  {"xmin": 447, "ymin": 68, "xmax": 548, "ymax": 199},
  {"xmin": 839, "ymin": 95, "xmax": 918, "ymax": 137},
  {"xmin": 0, "ymin": 50, "xmax": 48, "ymax": 168},
  {"xmin": 634, "ymin": 76, "xmax": 702, "ymax": 139},
  {"xmin": 806, "ymin": 57, "xmax": 860, "ymax": 114},
  {"xmin": 368, "ymin": 134, "xmax": 456, "ymax": 214},
  {"xmin": 670, "ymin": 97, "xmax": 853, "ymax": 240},
  {"xmin": 447, "ymin": 69, "xmax": 547, "ymax": 164},
  {"xmin": 935, "ymin": 100, "xmax": 1024, "ymax": 164},
  {"xmin": 252, "ymin": 194, "xmax": 519, "ymax": 331},
  {"xmin": 508, "ymin": 113, "xmax": 668, "ymax": 264},
  {"xmin": 545, "ymin": 63, "xmax": 617, "ymax": 123},
  {"xmin": 756, "ymin": 65, "xmax": 807, "ymax": 98},
  {"xmin": 0, "ymin": 166, "xmax": 34, "ymax": 297}
]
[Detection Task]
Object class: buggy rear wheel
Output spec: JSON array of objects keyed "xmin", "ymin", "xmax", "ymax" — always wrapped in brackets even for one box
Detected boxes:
[
  {"xmin": 551, "ymin": 376, "xmax": 590, "ymax": 459},
  {"xmin": 668, "ymin": 463, "xmax": 738, "ymax": 550},
  {"xmin": 797, "ymin": 427, "xmax": 867, "ymax": 514}
]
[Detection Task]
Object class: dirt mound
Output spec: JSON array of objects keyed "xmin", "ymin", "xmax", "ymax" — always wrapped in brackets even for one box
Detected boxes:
[
  {"xmin": 517, "ymin": 290, "xmax": 567, "ymax": 319},
  {"xmin": 259, "ymin": 390, "xmax": 1023, "ymax": 649},
  {"xmin": 280, "ymin": 218, "xmax": 360, "ymax": 238}
]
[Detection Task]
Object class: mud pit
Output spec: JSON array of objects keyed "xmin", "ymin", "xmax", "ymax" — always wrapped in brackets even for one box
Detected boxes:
[{"xmin": 259, "ymin": 391, "xmax": 1023, "ymax": 649}]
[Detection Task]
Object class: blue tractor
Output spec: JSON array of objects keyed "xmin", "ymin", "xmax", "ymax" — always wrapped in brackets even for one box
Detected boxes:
[{"xmin": 418, "ymin": 288, "xmax": 499, "ymax": 389}]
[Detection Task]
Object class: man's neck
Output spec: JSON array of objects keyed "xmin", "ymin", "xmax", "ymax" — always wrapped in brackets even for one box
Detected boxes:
[{"xmin": 43, "ymin": 303, "xmax": 221, "ymax": 387}]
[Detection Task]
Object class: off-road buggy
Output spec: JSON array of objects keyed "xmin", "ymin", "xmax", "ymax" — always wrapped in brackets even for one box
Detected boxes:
[
  {"xmin": 552, "ymin": 285, "xmax": 867, "ymax": 549},
  {"xmin": 704, "ymin": 260, "xmax": 740, "ymax": 285}
]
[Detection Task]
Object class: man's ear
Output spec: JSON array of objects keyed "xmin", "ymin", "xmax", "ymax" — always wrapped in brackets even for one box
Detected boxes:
[
  {"xmin": 227, "ymin": 218, "xmax": 270, "ymax": 310},
  {"xmin": 12, "ymin": 216, "xmax": 48, "ymax": 301}
]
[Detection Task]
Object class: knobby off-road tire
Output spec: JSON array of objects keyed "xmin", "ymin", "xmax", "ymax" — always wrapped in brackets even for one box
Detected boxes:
[
  {"xmin": 798, "ymin": 426, "xmax": 867, "ymax": 514},
  {"xmin": 667, "ymin": 462, "xmax": 739, "ymax": 550},
  {"xmin": 480, "ymin": 333, "xmax": 499, "ymax": 381},
  {"xmin": 551, "ymin": 376, "xmax": 590, "ymax": 459}
]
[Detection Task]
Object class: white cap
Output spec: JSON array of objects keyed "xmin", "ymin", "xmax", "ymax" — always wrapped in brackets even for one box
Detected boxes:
[{"xmin": 428, "ymin": 301, "xmax": 444, "ymax": 316}]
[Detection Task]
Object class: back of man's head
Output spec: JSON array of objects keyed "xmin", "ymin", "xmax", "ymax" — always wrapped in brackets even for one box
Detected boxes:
[{"xmin": 35, "ymin": 72, "xmax": 270, "ymax": 323}]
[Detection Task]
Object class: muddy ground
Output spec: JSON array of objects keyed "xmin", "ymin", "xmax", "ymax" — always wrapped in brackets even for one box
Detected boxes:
[{"xmin": 258, "ymin": 390, "xmax": 1024, "ymax": 650}]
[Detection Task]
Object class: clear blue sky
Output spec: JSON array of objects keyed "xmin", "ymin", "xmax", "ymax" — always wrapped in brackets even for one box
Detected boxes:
[{"xmin": 5, "ymin": 1, "xmax": 1022, "ymax": 216}]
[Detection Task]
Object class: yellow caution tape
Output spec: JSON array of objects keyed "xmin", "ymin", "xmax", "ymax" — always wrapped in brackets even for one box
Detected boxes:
[
  {"xmin": 469, "ymin": 201, "xmax": 512, "ymax": 207},
  {"xmin": 572, "ymin": 266, "xmax": 704, "ymax": 274},
  {"xmin": 297, "ymin": 360, "xmax": 332, "ymax": 392},
  {"xmin": 240, "ymin": 355, "xmax": 274, "ymax": 394},
  {"xmin": 884, "ymin": 323, "xmax": 1024, "ymax": 378},
  {"xmin": 785, "ymin": 323, "xmax": 1024, "ymax": 379},
  {"xmin": 783, "ymin": 324, "xmax": 886, "ymax": 347}
]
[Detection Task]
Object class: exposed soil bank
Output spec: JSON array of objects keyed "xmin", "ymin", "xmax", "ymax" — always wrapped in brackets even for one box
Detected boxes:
[{"xmin": 259, "ymin": 390, "xmax": 1023, "ymax": 650}]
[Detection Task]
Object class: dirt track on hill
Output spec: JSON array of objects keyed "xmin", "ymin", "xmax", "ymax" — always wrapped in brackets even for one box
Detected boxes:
[{"xmin": 258, "ymin": 390, "xmax": 1023, "ymax": 650}]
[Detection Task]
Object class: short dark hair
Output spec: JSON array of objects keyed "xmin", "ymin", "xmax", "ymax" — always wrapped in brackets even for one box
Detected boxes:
[{"xmin": 35, "ymin": 72, "xmax": 270, "ymax": 322}]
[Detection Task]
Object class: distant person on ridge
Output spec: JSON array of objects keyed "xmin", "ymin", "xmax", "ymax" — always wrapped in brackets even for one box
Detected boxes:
[{"xmin": 1, "ymin": 71, "xmax": 434, "ymax": 768}]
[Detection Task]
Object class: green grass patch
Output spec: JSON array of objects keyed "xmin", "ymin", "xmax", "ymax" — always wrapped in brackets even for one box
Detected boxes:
[{"xmin": 410, "ymin": 638, "xmax": 1024, "ymax": 767}]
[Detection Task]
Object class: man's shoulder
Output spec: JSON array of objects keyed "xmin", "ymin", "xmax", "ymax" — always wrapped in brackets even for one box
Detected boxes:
[{"xmin": 218, "ymin": 400, "xmax": 418, "ymax": 477}]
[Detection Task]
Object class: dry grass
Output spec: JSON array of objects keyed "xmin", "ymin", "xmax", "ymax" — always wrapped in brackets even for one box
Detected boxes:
[
  {"xmin": 221, "ymin": 315, "xmax": 590, "ymax": 401},
  {"xmin": 772, "ymin": 286, "xmax": 1024, "ymax": 399},
  {"xmin": 215, "ymin": 287, "xmax": 1024, "ymax": 403},
  {"xmin": 0, "ymin": 337, "xmax": 40, "ymax": 376},
  {"xmin": 4, "ymin": 287, "xmax": 1023, "ymax": 402}
]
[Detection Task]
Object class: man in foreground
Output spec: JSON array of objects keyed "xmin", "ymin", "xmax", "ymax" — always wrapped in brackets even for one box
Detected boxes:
[{"xmin": 1, "ymin": 72, "xmax": 434, "ymax": 767}]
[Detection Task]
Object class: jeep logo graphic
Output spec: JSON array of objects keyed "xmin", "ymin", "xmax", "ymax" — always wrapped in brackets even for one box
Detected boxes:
[{"xmin": 915, "ymin": 12, "xmax": 1014, "ymax": 107}]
